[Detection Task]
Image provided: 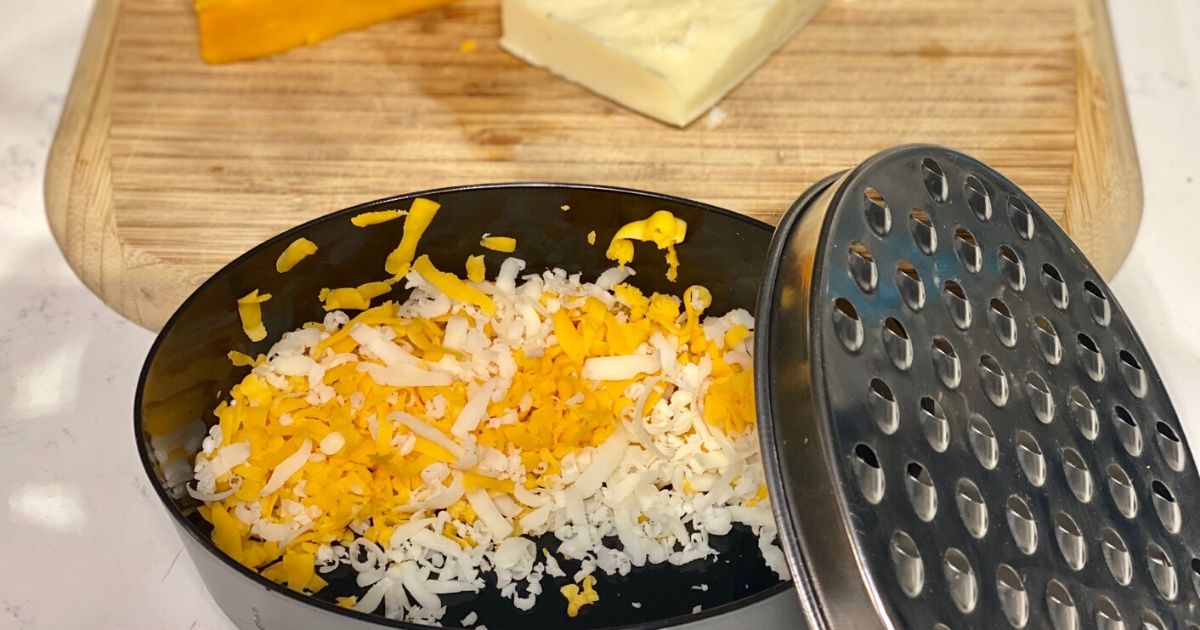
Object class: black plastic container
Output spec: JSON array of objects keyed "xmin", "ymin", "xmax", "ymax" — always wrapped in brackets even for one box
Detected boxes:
[{"xmin": 135, "ymin": 184, "xmax": 807, "ymax": 630}]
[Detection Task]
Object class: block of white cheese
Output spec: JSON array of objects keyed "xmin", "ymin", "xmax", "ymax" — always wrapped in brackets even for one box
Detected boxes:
[{"xmin": 500, "ymin": 0, "xmax": 828, "ymax": 127}]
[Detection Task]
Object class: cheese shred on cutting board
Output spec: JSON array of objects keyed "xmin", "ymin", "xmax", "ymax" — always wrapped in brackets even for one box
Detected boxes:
[
  {"xmin": 194, "ymin": 0, "xmax": 459, "ymax": 64},
  {"xmin": 500, "ymin": 0, "xmax": 828, "ymax": 126}
]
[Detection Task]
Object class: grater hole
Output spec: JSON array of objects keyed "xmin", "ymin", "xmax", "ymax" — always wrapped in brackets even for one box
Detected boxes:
[
  {"xmin": 1042, "ymin": 263, "xmax": 1069, "ymax": 310},
  {"xmin": 1008, "ymin": 196, "xmax": 1036, "ymax": 241},
  {"xmin": 1118, "ymin": 350, "xmax": 1147, "ymax": 398},
  {"xmin": 1155, "ymin": 421, "xmax": 1186, "ymax": 472},
  {"xmin": 922, "ymin": 157, "xmax": 949, "ymax": 203},
  {"xmin": 1033, "ymin": 315, "xmax": 1063, "ymax": 365},
  {"xmin": 1016, "ymin": 431, "xmax": 1046, "ymax": 487},
  {"xmin": 1141, "ymin": 611, "xmax": 1166, "ymax": 630},
  {"xmin": 1101, "ymin": 527, "xmax": 1133, "ymax": 585},
  {"xmin": 895, "ymin": 260, "xmax": 925, "ymax": 311},
  {"xmin": 989, "ymin": 298, "xmax": 1018, "ymax": 347},
  {"xmin": 833, "ymin": 298, "xmax": 864, "ymax": 352},
  {"xmin": 954, "ymin": 227, "xmax": 983, "ymax": 273},
  {"xmin": 1147, "ymin": 542, "xmax": 1178, "ymax": 600},
  {"xmin": 979, "ymin": 354, "xmax": 1009, "ymax": 407},
  {"xmin": 1093, "ymin": 596, "xmax": 1123, "ymax": 630},
  {"xmin": 919, "ymin": 396, "xmax": 950, "ymax": 452},
  {"xmin": 996, "ymin": 564, "xmax": 1029, "ymax": 628},
  {"xmin": 868, "ymin": 378, "xmax": 900, "ymax": 434},
  {"xmin": 1006, "ymin": 495, "xmax": 1039, "ymax": 555},
  {"xmin": 1113, "ymin": 405, "xmax": 1143, "ymax": 456},
  {"xmin": 847, "ymin": 241, "xmax": 878, "ymax": 293},
  {"xmin": 1068, "ymin": 387, "xmax": 1099, "ymax": 440},
  {"xmin": 933, "ymin": 625, "xmax": 951, "ymax": 630},
  {"xmin": 1190, "ymin": 557, "xmax": 1200, "ymax": 599},
  {"xmin": 1151, "ymin": 480, "xmax": 1181, "ymax": 534},
  {"xmin": 931, "ymin": 336, "xmax": 961, "ymax": 389},
  {"xmin": 864, "ymin": 187, "xmax": 892, "ymax": 236},
  {"xmin": 1083, "ymin": 280, "xmax": 1111, "ymax": 327},
  {"xmin": 967, "ymin": 413, "xmax": 999, "ymax": 470},
  {"xmin": 999, "ymin": 245, "xmax": 1026, "ymax": 291},
  {"xmin": 852, "ymin": 443, "xmax": 885, "ymax": 504},
  {"xmin": 1052, "ymin": 511, "xmax": 1087, "ymax": 571},
  {"xmin": 943, "ymin": 280, "xmax": 972, "ymax": 329},
  {"xmin": 1045, "ymin": 579, "xmax": 1079, "ymax": 630},
  {"xmin": 942, "ymin": 548, "xmax": 978, "ymax": 613},
  {"xmin": 964, "ymin": 174, "xmax": 993, "ymax": 221},
  {"xmin": 1106, "ymin": 464, "xmax": 1138, "ymax": 519},
  {"xmin": 1024, "ymin": 372, "xmax": 1054, "ymax": 424},
  {"xmin": 883, "ymin": 317, "xmax": 914, "ymax": 370},
  {"xmin": 909, "ymin": 209, "xmax": 937, "ymax": 255},
  {"xmin": 1062, "ymin": 448, "xmax": 1093, "ymax": 503},
  {"xmin": 1076, "ymin": 333, "xmax": 1105, "ymax": 382},
  {"xmin": 955, "ymin": 478, "xmax": 988, "ymax": 539},
  {"xmin": 905, "ymin": 462, "xmax": 937, "ymax": 522},
  {"xmin": 889, "ymin": 530, "xmax": 924, "ymax": 597}
]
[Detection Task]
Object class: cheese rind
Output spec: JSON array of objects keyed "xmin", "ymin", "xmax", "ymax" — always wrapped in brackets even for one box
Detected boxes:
[{"xmin": 500, "ymin": 0, "xmax": 827, "ymax": 126}]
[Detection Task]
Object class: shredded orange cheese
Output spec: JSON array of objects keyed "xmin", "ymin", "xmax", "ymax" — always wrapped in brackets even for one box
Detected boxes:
[
  {"xmin": 480, "ymin": 234, "xmax": 517, "ymax": 253},
  {"xmin": 412, "ymin": 255, "xmax": 496, "ymax": 316},
  {"xmin": 227, "ymin": 350, "xmax": 258, "ymax": 367},
  {"xmin": 276, "ymin": 238, "xmax": 318, "ymax": 273},
  {"xmin": 318, "ymin": 281, "xmax": 394, "ymax": 312},
  {"xmin": 561, "ymin": 575, "xmax": 600, "ymax": 617},
  {"xmin": 385, "ymin": 198, "xmax": 440, "ymax": 276},
  {"xmin": 605, "ymin": 210, "xmax": 688, "ymax": 281},
  {"xmin": 465, "ymin": 255, "xmax": 486, "ymax": 283},
  {"xmin": 236, "ymin": 290, "xmax": 272, "ymax": 342},
  {"xmin": 351, "ymin": 209, "xmax": 406, "ymax": 227}
]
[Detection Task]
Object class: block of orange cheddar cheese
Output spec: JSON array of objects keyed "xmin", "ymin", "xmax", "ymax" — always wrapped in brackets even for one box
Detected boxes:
[{"xmin": 194, "ymin": 0, "xmax": 458, "ymax": 64}]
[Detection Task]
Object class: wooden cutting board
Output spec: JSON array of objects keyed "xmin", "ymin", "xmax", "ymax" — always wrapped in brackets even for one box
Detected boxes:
[{"xmin": 46, "ymin": 0, "xmax": 1140, "ymax": 331}]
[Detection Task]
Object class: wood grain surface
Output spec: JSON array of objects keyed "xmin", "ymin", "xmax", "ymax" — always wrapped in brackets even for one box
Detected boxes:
[{"xmin": 46, "ymin": 0, "xmax": 1141, "ymax": 331}]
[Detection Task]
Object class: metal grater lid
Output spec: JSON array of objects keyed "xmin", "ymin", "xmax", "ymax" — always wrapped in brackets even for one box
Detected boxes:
[{"xmin": 754, "ymin": 145, "xmax": 1200, "ymax": 629}]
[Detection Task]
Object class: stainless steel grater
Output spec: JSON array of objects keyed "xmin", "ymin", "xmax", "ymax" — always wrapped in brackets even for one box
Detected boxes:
[{"xmin": 755, "ymin": 145, "xmax": 1200, "ymax": 629}]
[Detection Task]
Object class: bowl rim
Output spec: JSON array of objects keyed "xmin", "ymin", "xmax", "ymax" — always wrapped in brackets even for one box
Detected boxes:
[{"xmin": 134, "ymin": 182, "xmax": 791, "ymax": 630}]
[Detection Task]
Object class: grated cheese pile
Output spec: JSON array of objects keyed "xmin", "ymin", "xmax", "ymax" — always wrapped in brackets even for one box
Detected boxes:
[{"xmin": 186, "ymin": 205, "xmax": 783, "ymax": 626}]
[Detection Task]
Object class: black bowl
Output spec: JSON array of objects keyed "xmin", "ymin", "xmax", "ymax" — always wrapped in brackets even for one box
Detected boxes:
[{"xmin": 135, "ymin": 184, "xmax": 803, "ymax": 629}]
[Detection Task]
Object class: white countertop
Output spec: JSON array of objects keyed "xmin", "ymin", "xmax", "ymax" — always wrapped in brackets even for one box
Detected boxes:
[{"xmin": 1, "ymin": 1, "xmax": 1198, "ymax": 628}]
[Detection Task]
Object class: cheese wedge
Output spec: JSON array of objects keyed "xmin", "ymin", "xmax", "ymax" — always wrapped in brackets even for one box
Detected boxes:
[
  {"xmin": 194, "ymin": 0, "xmax": 458, "ymax": 64},
  {"xmin": 500, "ymin": 0, "xmax": 827, "ymax": 127}
]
